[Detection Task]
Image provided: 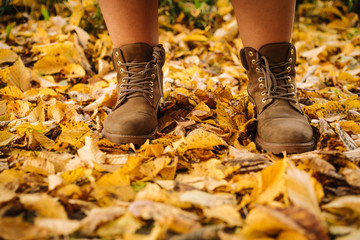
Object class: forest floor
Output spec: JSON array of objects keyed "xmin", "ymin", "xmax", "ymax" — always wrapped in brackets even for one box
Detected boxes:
[{"xmin": 0, "ymin": 1, "xmax": 360, "ymax": 239}]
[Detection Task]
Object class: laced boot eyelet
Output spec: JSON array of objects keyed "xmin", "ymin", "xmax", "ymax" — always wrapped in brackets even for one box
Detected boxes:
[
  {"xmin": 287, "ymin": 66, "xmax": 291, "ymax": 72},
  {"xmin": 262, "ymin": 99, "xmax": 267, "ymax": 103},
  {"xmin": 249, "ymin": 51, "xmax": 254, "ymax": 56},
  {"xmin": 256, "ymin": 67, "xmax": 260, "ymax": 72},
  {"xmin": 149, "ymin": 94, "xmax": 153, "ymax": 98},
  {"xmin": 258, "ymin": 77, "xmax": 263, "ymax": 82},
  {"xmin": 261, "ymin": 91, "xmax": 266, "ymax": 96},
  {"xmin": 117, "ymin": 61, "xmax": 121, "ymax": 66},
  {"xmin": 291, "ymin": 48, "xmax": 294, "ymax": 55},
  {"xmin": 149, "ymin": 81, "xmax": 154, "ymax": 86},
  {"xmin": 291, "ymin": 84, "xmax": 295, "ymax": 90},
  {"xmin": 287, "ymin": 77, "xmax": 292, "ymax": 82},
  {"xmin": 251, "ymin": 59, "xmax": 255, "ymax": 64},
  {"xmin": 289, "ymin": 57, "xmax": 292, "ymax": 63},
  {"xmin": 115, "ymin": 51, "xmax": 119, "ymax": 57},
  {"xmin": 120, "ymin": 84, "xmax": 124, "ymax": 88},
  {"xmin": 151, "ymin": 73, "xmax": 156, "ymax": 79},
  {"xmin": 153, "ymin": 64, "xmax": 157, "ymax": 69},
  {"xmin": 259, "ymin": 83, "xmax": 264, "ymax": 89},
  {"xmin": 149, "ymin": 88, "xmax": 153, "ymax": 93},
  {"xmin": 120, "ymin": 68, "xmax": 124, "ymax": 73},
  {"xmin": 122, "ymin": 79, "xmax": 126, "ymax": 83}
]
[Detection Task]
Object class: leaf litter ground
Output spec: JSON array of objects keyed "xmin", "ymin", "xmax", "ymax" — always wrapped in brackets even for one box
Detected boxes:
[{"xmin": 0, "ymin": 1, "xmax": 360, "ymax": 239}]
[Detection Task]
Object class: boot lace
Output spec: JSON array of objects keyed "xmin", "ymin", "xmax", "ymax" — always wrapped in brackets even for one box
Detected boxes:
[
  {"xmin": 255, "ymin": 53, "xmax": 296, "ymax": 103},
  {"xmin": 114, "ymin": 45, "xmax": 165, "ymax": 109}
]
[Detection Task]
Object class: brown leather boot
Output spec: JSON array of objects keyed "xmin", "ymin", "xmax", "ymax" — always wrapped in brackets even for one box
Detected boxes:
[
  {"xmin": 240, "ymin": 42, "xmax": 315, "ymax": 154},
  {"xmin": 103, "ymin": 42, "xmax": 165, "ymax": 145}
]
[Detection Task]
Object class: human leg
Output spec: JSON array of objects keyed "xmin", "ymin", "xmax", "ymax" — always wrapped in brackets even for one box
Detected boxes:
[
  {"xmin": 98, "ymin": 0, "xmax": 159, "ymax": 47},
  {"xmin": 232, "ymin": 0, "xmax": 315, "ymax": 153},
  {"xmin": 232, "ymin": 0, "xmax": 295, "ymax": 50}
]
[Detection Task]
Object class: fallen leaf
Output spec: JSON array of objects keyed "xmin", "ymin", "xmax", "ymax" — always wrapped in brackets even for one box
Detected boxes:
[
  {"xmin": 77, "ymin": 136, "xmax": 107, "ymax": 167},
  {"xmin": 129, "ymin": 200, "xmax": 201, "ymax": 233},
  {"xmin": 8, "ymin": 58, "xmax": 31, "ymax": 91},
  {"xmin": 20, "ymin": 193, "xmax": 68, "ymax": 219},
  {"xmin": 286, "ymin": 161, "xmax": 322, "ymax": 219},
  {"xmin": 0, "ymin": 49, "xmax": 18, "ymax": 64},
  {"xmin": 34, "ymin": 218, "xmax": 80, "ymax": 235}
]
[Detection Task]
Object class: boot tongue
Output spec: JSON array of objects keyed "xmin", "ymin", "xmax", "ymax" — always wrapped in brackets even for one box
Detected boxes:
[
  {"xmin": 119, "ymin": 42, "xmax": 153, "ymax": 63},
  {"xmin": 259, "ymin": 43, "xmax": 292, "ymax": 95},
  {"xmin": 259, "ymin": 42, "xmax": 291, "ymax": 64}
]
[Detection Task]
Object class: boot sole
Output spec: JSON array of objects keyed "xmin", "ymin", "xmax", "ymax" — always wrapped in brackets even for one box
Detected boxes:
[
  {"xmin": 102, "ymin": 128, "xmax": 157, "ymax": 146},
  {"xmin": 255, "ymin": 134, "xmax": 315, "ymax": 154}
]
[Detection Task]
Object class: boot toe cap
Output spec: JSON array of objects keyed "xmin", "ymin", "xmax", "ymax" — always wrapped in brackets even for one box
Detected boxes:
[
  {"xmin": 257, "ymin": 118, "xmax": 314, "ymax": 144},
  {"xmin": 103, "ymin": 111, "xmax": 158, "ymax": 137}
]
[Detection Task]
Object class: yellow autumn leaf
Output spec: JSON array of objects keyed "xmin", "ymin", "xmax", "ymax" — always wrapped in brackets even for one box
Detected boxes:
[
  {"xmin": 135, "ymin": 183, "xmax": 169, "ymax": 202},
  {"xmin": 31, "ymin": 130, "xmax": 55, "ymax": 149},
  {"xmin": 7, "ymin": 100, "xmax": 31, "ymax": 118},
  {"xmin": 204, "ymin": 205, "xmax": 242, "ymax": 226},
  {"xmin": 323, "ymin": 195, "xmax": 360, "ymax": 214},
  {"xmin": 183, "ymin": 33, "xmax": 208, "ymax": 42},
  {"xmin": 0, "ymin": 184, "xmax": 16, "ymax": 204},
  {"xmin": 70, "ymin": 5, "xmax": 84, "ymax": 26},
  {"xmin": 60, "ymin": 167, "xmax": 90, "ymax": 184},
  {"xmin": 243, "ymin": 206, "xmax": 306, "ymax": 239},
  {"xmin": 33, "ymin": 55, "xmax": 69, "ymax": 74},
  {"xmin": 0, "ymin": 217, "xmax": 48, "ymax": 240},
  {"xmin": 216, "ymin": 0, "xmax": 234, "ymax": 16},
  {"xmin": 128, "ymin": 200, "xmax": 201, "ymax": 233},
  {"xmin": 8, "ymin": 58, "xmax": 31, "ymax": 91},
  {"xmin": 35, "ymin": 218, "xmax": 80, "ymax": 236},
  {"xmin": 0, "ymin": 86, "xmax": 23, "ymax": 99},
  {"xmin": 96, "ymin": 169, "xmax": 130, "ymax": 187},
  {"xmin": 22, "ymin": 156, "xmax": 55, "ymax": 175},
  {"xmin": 19, "ymin": 193, "xmax": 68, "ymax": 219},
  {"xmin": 47, "ymin": 101, "xmax": 66, "ymax": 123},
  {"xmin": 175, "ymin": 128, "xmax": 227, "ymax": 152},
  {"xmin": 339, "ymin": 120, "xmax": 360, "ymax": 134},
  {"xmin": 27, "ymin": 105, "xmax": 45, "ymax": 123},
  {"xmin": 81, "ymin": 206, "xmax": 126, "ymax": 234},
  {"xmin": 77, "ymin": 136, "xmax": 107, "ymax": 167},
  {"xmin": 0, "ymin": 131, "xmax": 17, "ymax": 146},
  {"xmin": 96, "ymin": 212, "xmax": 142, "ymax": 238},
  {"xmin": 254, "ymin": 158, "xmax": 287, "ymax": 204},
  {"xmin": 61, "ymin": 63, "xmax": 86, "ymax": 78},
  {"xmin": 56, "ymin": 122, "xmax": 90, "ymax": 148},
  {"xmin": 23, "ymin": 88, "xmax": 58, "ymax": 101},
  {"xmin": 0, "ymin": 49, "xmax": 18, "ymax": 64},
  {"xmin": 179, "ymin": 190, "xmax": 237, "ymax": 208},
  {"xmin": 286, "ymin": 162, "xmax": 322, "ymax": 219}
]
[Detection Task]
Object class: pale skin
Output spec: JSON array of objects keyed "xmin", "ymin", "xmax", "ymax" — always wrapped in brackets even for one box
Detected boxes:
[{"xmin": 98, "ymin": 0, "xmax": 296, "ymax": 50}]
